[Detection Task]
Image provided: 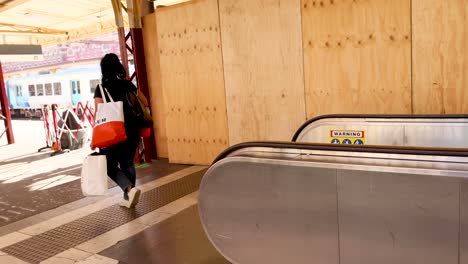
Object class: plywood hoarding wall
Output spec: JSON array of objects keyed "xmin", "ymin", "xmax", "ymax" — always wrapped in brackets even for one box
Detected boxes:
[
  {"xmin": 218, "ymin": 0, "xmax": 307, "ymax": 145},
  {"xmin": 142, "ymin": 0, "xmax": 467, "ymax": 165},
  {"xmin": 154, "ymin": 0, "xmax": 229, "ymax": 164},
  {"xmin": 412, "ymin": 0, "xmax": 468, "ymax": 114},
  {"xmin": 301, "ymin": 0, "xmax": 412, "ymax": 117}
]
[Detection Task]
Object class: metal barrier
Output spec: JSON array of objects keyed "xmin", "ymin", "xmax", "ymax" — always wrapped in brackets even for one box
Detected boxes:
[
  {"xmin": 199, "ymin": 142, "xmax": 468, "ymax": 264},
  {"xmin": 292, "ymin": 114, "xmax": 468, "ymax": 148},
  {"xmin": 0, "ymin": 113, "xmax": 6, "ymax": 139},
  {"xmin": 38, "ymin": 105, "xmax": 57, "ymax": 152},
  {"xmin": 38, "ymin": 102, "xmax": 93, "ymax": 155},
  {"xmin": 75, "ymin": 101, "xmax": 94, "ymax": 127}
]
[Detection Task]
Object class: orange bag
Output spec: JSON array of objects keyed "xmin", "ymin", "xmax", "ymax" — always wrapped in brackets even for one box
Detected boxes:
[{"xmin": 91, "ymin": 85, "xmax": 127, "ymax": 148}]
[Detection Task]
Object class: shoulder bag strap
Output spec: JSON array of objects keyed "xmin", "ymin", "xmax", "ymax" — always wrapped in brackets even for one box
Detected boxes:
[{"xmin": 98, "ymin": 84, "xmax": 114, "ymax": 103}]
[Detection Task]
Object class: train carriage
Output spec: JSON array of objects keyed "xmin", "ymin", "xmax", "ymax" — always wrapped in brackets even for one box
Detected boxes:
[{"xmin": 4, "ymin": 65, "xmax": 102, "ymax": 118}]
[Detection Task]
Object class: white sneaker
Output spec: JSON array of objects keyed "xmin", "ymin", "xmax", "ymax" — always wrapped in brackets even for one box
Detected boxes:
[
  {"xmin": 119, "ymin": 199, "xmax": 130, "ymax": 208},
  {"xmin": 119, "ymin": 191, "xmax": 131, "ymax": 207},
  {"xmin": 119, "ymin": 188, "xmax": 141, "ymax": 208},
  {"xmin": 127, "ymin": 188, "xmax": 141, "ymax": 208}
]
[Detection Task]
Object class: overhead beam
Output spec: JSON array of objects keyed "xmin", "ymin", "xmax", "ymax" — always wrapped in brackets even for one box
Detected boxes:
[
  {"xmin": 38, "ymin": 18, "xmax": 125, "ymax": 46},
  {"xmin": 0, "ymin": 0, "xmax": 30, "ymax": 12},
  {"xmin": 0, "ymin": 29, "xmax": 66, "ymax": 35},
  {"xmin": 0, "ymin": 22, "xmax": 66, "ymax": 35}
]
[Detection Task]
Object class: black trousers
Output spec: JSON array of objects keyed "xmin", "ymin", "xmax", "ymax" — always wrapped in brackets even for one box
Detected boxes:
[{"xmin": 100, "ymin": 135, "xmax": 139, "ymax": 192}]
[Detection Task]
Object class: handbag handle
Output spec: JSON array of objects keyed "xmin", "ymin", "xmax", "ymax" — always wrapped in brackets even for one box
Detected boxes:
[{"xmin": 98, "ymin": 84, "xmax": 114, "ymax": 103}]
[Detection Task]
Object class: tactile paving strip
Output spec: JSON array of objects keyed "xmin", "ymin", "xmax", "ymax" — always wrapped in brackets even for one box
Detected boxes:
[{"xmin": 2, "ymin": 170, "xmax": 205, "ymax": 264}]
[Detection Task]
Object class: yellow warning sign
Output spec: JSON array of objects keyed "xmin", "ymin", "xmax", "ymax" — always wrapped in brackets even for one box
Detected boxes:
[{"xmin": 329, "ymin": 130, "xmax": 366, "ymax": 145}]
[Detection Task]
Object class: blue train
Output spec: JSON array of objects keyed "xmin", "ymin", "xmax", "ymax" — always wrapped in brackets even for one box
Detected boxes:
[{"xmin": 4, "ymin": 65, "xmax": 102, "ymax": 118}]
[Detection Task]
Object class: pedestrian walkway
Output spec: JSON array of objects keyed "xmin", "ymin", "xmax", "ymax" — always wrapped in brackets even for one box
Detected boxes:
[
  {"xmin": 0, "ymin": 165, "xmax": 227, "ymax": 264},
  {"xmin": 0, "ymin": 120, "xmax": 227, "ymax": 264}
]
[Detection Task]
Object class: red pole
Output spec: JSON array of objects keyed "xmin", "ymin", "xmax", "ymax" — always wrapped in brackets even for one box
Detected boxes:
[
  {"xmin": 51, "ymin": 104, "xmax": 60, "ymax": 150},
  {"xmin": 111, "ymin": 0, "xmax": 129, "ymax": 80},
  {"xmin": 0, "ymin": 62, "xmax": 14, "ymax": 144},
  {"xmin": 131, "ymin": 28, "xmax": 156, "ymax": 161},
  {"xmin": 117, "ymin": 27, "xmax": 130, "ymax": 80}
]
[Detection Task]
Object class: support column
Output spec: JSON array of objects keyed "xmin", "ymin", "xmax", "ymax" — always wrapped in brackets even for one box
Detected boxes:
[
  {"xmin": 111, "ymin": 0, "xmax": 130, "ymax": 79},
  {"xmin": 128, "ymin": 0, "xmax": 156, "ymax": 161},
  {"xmin": 131, "ymin": 27, "xmax": 156, "ymax": 161},
  {"xmin": 0, "ymin": 62, "xmax": 14, "ymax": 144},
  {"xmin": 112, "ymin": 0, "xmax": 156, "ymax": 163}
]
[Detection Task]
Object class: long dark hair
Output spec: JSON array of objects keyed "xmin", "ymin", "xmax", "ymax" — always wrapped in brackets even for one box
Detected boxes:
[{"xmin": 100, "ymin": 53, "xmax": 126, "ymax": 84}]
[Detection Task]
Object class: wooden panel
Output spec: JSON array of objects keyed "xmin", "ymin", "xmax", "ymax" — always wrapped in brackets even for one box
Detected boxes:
[
  {"xmin": 302, "ymin": 0, "xmax": 411, "ymax": 118},
  {"xmin": 156, "ymin": 0, "xmax": 229, "ymax": 165},
  {"xmin": 219, "ymin": 0, "xmax": 306, "ymax": 145},
  {"xmin": 142, "ymin": 13, "xmax": 168, "ymax": 158},
  {"xmin": 412, "ymin": 0, "xmax": 468, "ymax": 114}
]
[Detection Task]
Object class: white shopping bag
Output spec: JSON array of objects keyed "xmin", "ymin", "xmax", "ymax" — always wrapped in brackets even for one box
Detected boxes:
[
  {"xmin": 91, "ymin": 84, "xmax": 127, "ymax": 148},
  {"xmin": 81, "ymin": 154, "xmax": 108, "ymax": 196}
]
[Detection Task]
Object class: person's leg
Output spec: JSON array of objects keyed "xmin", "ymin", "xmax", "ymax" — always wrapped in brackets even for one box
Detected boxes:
[
  {"xmin": 119, "ymin": 136, "xmax": 139, "ymax": 186},
  {"xmin": 119, "ymin": 157, "xmax": 136, "ymax": 187},
  {"xmin": 117, "ymin": 137, "xmax": 140, "ymax": 207},
  {"xmin": 99, "ymin": 148, "xmax": 132, "ymax": 193}
]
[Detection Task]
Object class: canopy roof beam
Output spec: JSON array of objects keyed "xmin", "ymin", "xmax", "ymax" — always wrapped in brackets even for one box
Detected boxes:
[
  {"xmin": 0, "ymin": 0, "xmax": 30, "ymax": 12},
  {"xmin": 0, "ymin": 22, "xmax": 67, "ymax": 35}
]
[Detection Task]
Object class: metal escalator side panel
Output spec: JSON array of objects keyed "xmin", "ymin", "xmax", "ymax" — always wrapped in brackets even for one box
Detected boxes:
[
  {"xmin": 337, "ymin": 169, "xmax": 460, "ymax": 264},
  {"xmin": 217, "ymin": 145, "xmax": 468, "ymax": 175},
  {"xmin": 212, "ymin": 142, "xmax": 468, "ymax": 165},
  {"xmin": 199, "ymin": 156, "xmax": 468, "ymax": 264},
  {"xmin": 199, "ymin": 157, "xmax": 340, "ymax": 264},
  {"xmin": 292, "ymin": 115, "xmax": 468, "ymax": 148},
  {"xmin": 292, "ymin": 114, "xmax": 468, "ymax": 142}
]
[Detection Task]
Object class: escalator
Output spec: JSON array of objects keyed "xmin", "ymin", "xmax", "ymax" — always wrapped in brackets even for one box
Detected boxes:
[
  {"xmin": 292, "ymin": 114, "xmax": 468, "ymax": 148},
  {"xmin": 199, "ymin": 142, "xmax": 468, "ymax": 264}
]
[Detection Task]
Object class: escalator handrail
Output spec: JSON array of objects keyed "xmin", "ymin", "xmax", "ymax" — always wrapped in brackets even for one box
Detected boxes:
[
  {"xmin": 292, "ymin": 114, "xmax": 468, "ymax": 141},
  {"xmin": 213, "ymin": 141, "xmax": 468, "ymax": 164}
]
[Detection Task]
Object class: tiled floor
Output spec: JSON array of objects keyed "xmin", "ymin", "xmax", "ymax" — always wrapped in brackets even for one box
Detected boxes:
[
  {"xmin": 0, "ymin": 143, "xmax": 188, "ymax": 227},
  {"xmin": 0, "ymin": 120, "xmax": 227, "ymax": 264},
  {"xmin": 0, "ymin": 164, "xmax": 227, "ymax": 264},
  {"xmin": 100, "ymin": 205, "xmax": 229, "ymax": 264}
]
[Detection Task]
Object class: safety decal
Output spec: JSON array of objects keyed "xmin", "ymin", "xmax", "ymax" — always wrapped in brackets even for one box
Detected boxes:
[{"xmin": 329, "ymin": 130, "xmax": 366, "ymax": 145}]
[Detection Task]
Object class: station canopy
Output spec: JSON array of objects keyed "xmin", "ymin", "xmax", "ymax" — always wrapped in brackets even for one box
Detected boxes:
[
  {"xmin": 0, "ymin": 0, "xmax": 128, "ymax": 46},
  {"xmin": 0, "ymin": 0, "xmax": 190, "ymax": 47}
]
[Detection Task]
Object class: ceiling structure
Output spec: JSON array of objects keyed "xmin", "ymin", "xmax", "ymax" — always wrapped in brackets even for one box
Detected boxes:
[
  {"xmin": 0, "ymin": 0, "xmax": 191, "ymax": 46},
  {"xmin": 0, "ymin": 0, "xmax": 126, "ymax": 46}
]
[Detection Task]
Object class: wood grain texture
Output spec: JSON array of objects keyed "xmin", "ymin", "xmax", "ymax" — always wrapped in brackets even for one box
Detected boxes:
[
  {"xmin": 301, "ymin": 0, "xmax": 412, "ymax": 118},
  {"xmin": 156, "ymin": 0, "xmax": 229, "ymax": 164},
  {"xmin": 142, "ymin": 13, "xmax": 168, "ymax": 158},
  {"xmin": 219, "ymin": 0, "xmax": 307, "ymax": 145},
  {"xmin": 412, "ymin": 0, "xmax": 468, "ymax": 114}
]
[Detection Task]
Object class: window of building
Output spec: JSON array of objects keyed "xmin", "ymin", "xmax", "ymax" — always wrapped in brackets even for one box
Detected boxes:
[
  {"xmin": 45, "ymin": 83, "xmax": 53, "ymax": 96},
  {"xmin": 53, "ymin": 82, "xmax": 62, "ymax": 95},
  {"xmin": 36, "ymin": 84, "xmax": 44, "ymax": 96},
  {"xmin": 28, "ymin": 85, "xmax": 36, "ymax": 96},
  {"xmin": 89, "ymin": 79, "xmax": 100, "ymax": 93}
]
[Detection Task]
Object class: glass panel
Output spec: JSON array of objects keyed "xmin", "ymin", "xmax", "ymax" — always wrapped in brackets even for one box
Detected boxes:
[
  {"xmin": 16, "ymin": 86, "xmax": 22, "ymax": 96},
  {"xmin": 45, "ymin": 83, "xmax": 52, "ymax": 96},
  {"xmin": 28, "ymin": 85, "xmax": 36, "ymax": 96},
  {"xmin": 53, "ymin": 82, "xmax": 62, "ymax": 95},
  {"xmin": 89, "ymin": 79, "xmax": 100, "ymax": 93},
  {"xmin": 36, "ymin": 84, "xmax": 44, "ymax": 96}
]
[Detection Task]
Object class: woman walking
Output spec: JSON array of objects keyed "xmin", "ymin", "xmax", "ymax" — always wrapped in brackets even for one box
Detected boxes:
[{"xmin": 92, "ymin": 53, "xmax": 144, "ymax": 208}]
